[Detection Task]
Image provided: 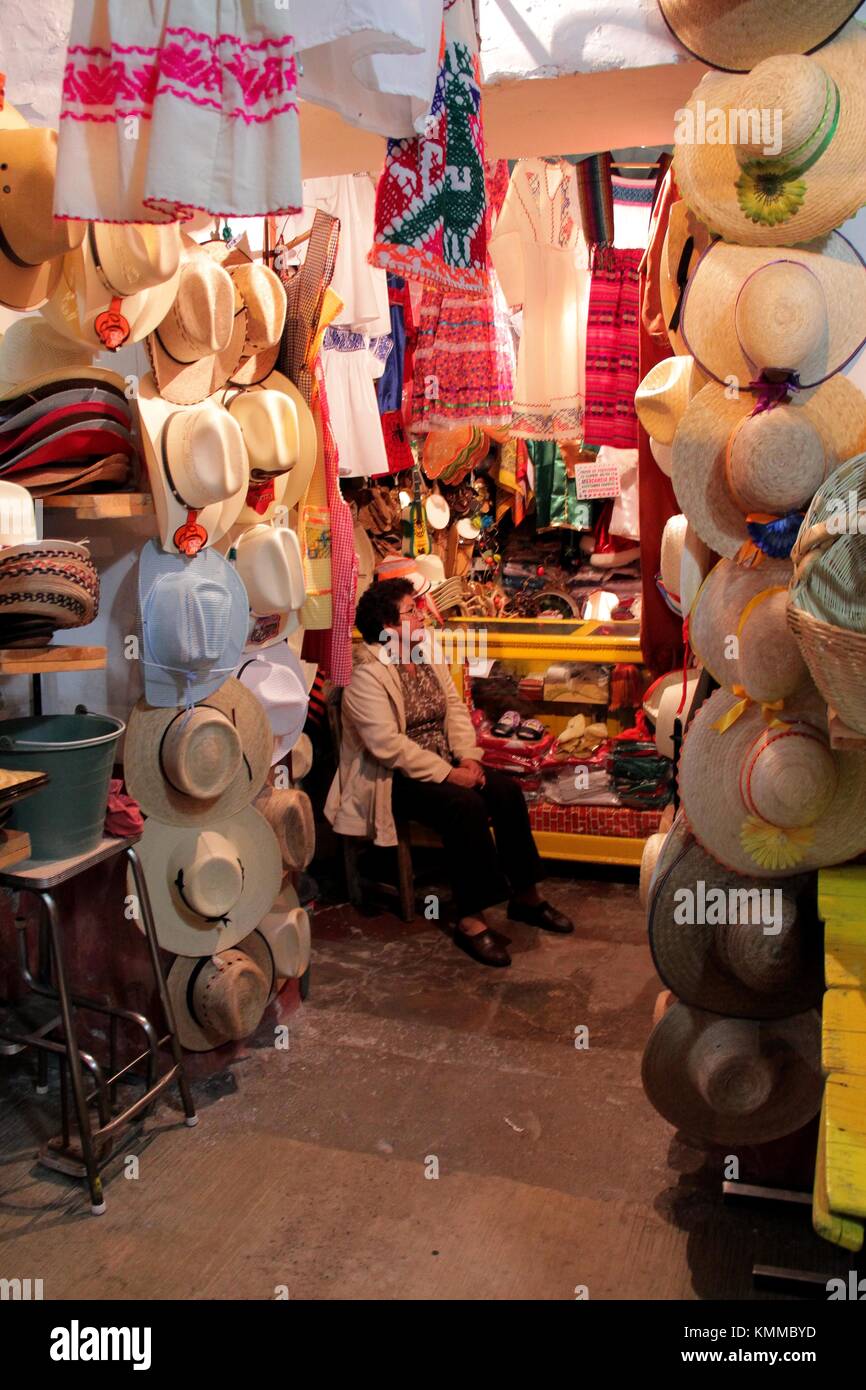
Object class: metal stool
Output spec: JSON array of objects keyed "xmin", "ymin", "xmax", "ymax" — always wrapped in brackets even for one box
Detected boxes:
[{"xmin": 0, "ymin": 835, "xmax": 197, "ymax": 1214}]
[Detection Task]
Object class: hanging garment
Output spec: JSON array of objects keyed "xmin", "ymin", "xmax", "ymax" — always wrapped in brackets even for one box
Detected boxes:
[
  {"xmin": 583, "ymin": 248, "xmax": 642, "ymax": 450},
  {"xmin": 322, "ymin": 328, "xmax": 392, "ymax": 480},
  {"xmin": 280, "ymin": 175, "xmax": 391, "ymax": 335},
  {"xmin": 611, "ymin": 176, "xmax": 655, "ymax": 250},
  {"xmin": 489, "ymin": 158, "xmax": 590, "ymax": 441},
  {"xmin": 575, "ymin": 153, "xmax": 615, "ymax": 252},
  {"xmin": 369, "ymin": 0, "xmax": 489, "ymax": 293},
  {"xmin": 530, "ymin": 441, "xmax": 595, "ymax": 533},
  {"xmin": 410, "ymin": 280, "xmax": 514, "ymax": 432},
  {"xmin": 377, "ymin": 275, "xmax": 416, "ymax": 473},
  {"xmin": 277, "ymin": 209, "xmax": 341, "ymax": 405},
  {"xmin": 600, "ymin": 446, "xmax": 641, "ymax": 543},
  {"xmin": 55, "ymin": 0, "xmax": 302, "ymax": 223}
]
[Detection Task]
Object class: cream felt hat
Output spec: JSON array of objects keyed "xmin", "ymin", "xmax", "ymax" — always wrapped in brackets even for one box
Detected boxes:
[
  {"xmin": 659, "ymin": 203, "xmax": 714, "ymax": 358},
  {"xmin": 138, "ymin": 373, "xmax": 250, "ymax": 555},
  {"xmin": 646, "ymin": 812, "xmax": 821, "ymax": 1018},
  {"xmin": 232, "ymin": 523, "xmax": 306, "ymax": 617},
  {"xmin": 254, "ymin": 784, "xmax": 315, "ymax": 872},
  {"xmin": 642, "ymin": 1002, "xmax": 822, "ymax": 1144},
  {"xmin": 133, "ymin": 805, "xmax": 283, "ymax": 957},
  {"xmin": 659, "ymin": 514, "xmax": 712, "ymax": 617},
  {"xmin": 0, "ymin": 318, "xmax": 95, "ymax": 391},
  {"xmin": 167, "ymin": 929, "xmax": 276, "ymax": 1052},
  {"xmin": 680, "ymin": 233, "xmax": 866, "ymax": 391},
  {"xmin": 659, "ymin": 0, "xmax": 862, "ymax": 71},
  {"xmin": 0, "ymin": 127, "xmax": 85, "ymax": 311},
  {"xmin": 689, "ymin": 557, "xmax": 811, "ymax": 705},
  {"xmin": 678, "ymin": 686, "xmax": 866, "ymax": 876},
  {"xmin": 643, "ymin": 669, "xmax": 702, "ymax": 761},
  {"xmin": 227, "ymin": 373, "xmax": 316, "ymax": 496},
  {"xmin": 635, "ymin": 356, "xmax": 706, "ymax": 446},
  {"xmin": 259, "ymin": 887, "xmax": 311, "ymax": 980},
  {"xmin": 671, "ymin": 376, "xmax": 866, "ymax": 559},
  {"xmin": 673, "ymin": 21, "xmax": 866, "ymax": 245},
  {"xmin": 43, "ymin": 223, "xmax": 182, "ymax": 352},
  {"xmin": 0, "ymin": 482, "xmax": 37, "ymax": 547},
  {"xmin": 123, "ymin": 677, "xmax": 272, "ymax": 827},
  {"xmin": 147, "ymin": 249, "xmax": 247, "ymax": 406}
]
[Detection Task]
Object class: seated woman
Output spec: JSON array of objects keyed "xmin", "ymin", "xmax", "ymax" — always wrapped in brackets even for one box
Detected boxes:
[{"xmin": 325, "ymin": 577, "xmax": 573, "ymax": 967}]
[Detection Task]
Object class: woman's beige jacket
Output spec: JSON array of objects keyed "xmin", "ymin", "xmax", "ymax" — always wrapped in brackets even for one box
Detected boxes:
[{"xmin": 324, "ymin": 642, "xmax": 484, "ymax": 847}]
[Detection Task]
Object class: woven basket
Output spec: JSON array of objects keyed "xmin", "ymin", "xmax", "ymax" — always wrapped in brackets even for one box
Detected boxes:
[{"xmin": 789, "ymin": 452, "xmax": 866, "ymax": 733}]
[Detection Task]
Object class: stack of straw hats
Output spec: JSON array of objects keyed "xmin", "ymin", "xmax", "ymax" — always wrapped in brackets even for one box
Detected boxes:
[
  {"xmin": 0, "ymin": 481, "xmax": 100, "ymax": 647},
  {"xmin": 640, "ymin": 2, "xmax": 866, "ymax": 1146}
]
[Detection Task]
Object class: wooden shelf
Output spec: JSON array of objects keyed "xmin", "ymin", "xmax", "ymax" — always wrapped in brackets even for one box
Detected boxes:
[
  {"xmin": 0, "ymin": 645, "xmax": 107, "ymax": 676},
  {"xmin": 41, "ymin": 493, "xmax": 153, "ymax": 520},
  {"xmin": 0, "ymin": 828, "xmax": 32, "ymax": 870}
]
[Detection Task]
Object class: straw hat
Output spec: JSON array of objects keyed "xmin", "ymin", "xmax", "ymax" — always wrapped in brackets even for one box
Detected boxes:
[
  {"xmin": 11, "ymin": 453, "xmax": 131, "ymax": 499},
  {"xmin": 0, "ymin": 363, "xmax": 127, "ymax": 410},
  {"xmin": 647, "ymin": 812, "xmax": 821, "ymax": 1018},
  {"xmin": 0, "ymin": 319, "xmax": 95, "ymax": 392},
  {"xmin": 671, "ymin": 376, "xmax": 866, "ymax": 560},
  {"xmin": 0, "ymin": 481, "xmax": 37, "ymax": 547},
  {"xmin": 233, "ymin": 522, "xmax": 306, "ymax": 615},
  {"xmin": 659, "ymin": 203, "xmax": 714, "ymax": 357},
  {"xmin": 227, "ymin": 374, "xmax": 316, "ymax": 501},
  {"xmin": 147, "ymin": 249, "xmax": 247, "ymax": 405},
  {"xmin": 138, "ymin": 373, "xmax": 250, "ymax": 555},
  {"xmin": 681, "ymin": 233, "xmax": 866, "ymax": 395},
  {"xmin": 673, "ymin": 22, "xmax": 866, "ymax": 245},
  {"xmin": 649, "ymin": 438, "xmax": 673, "ymax": 477},
  {"xmin": 639, "ymin": 831, "xmax": 668, "ymax": 909},
  {"xmin": 235, "ymin": 642, "xmax": 310, "ymax": 765},
  {"xmin": 643, "ymin": 669, "xmax": 702, "ymax": 760},
  {"xmin": 123, "ymin": 677, "xmax": 272, "ymax": 827},
  {"xmin": 689, "ymin": 557, "xmax": 811, "ymax": 705},
  {"xmin": 635, "ymin": 356, "xmax": 705, "ymax": 446},
  {"xmin": 678, "ymin": 686, "xmax": 866, "ymax": 876},
  {"xmin": 642, "ymin": 1001, "xmax": 822, "ymax": 1144},
  {"xmin": 659, "ymin": 514, "xmax": 711, "ymax": 618},
  {"xmin": 0, "ymin": 539, "xmax": 99, "ymax": 629},
  {"xmin": 198, "ymin": 235, "xmax": 288, "ymax": 385},
  {"xmin": 0, "ymin": 127, "xmax": 85, "ymax": 310},
  {"xmin": 254, "ymin": 784, "xmax": 315, "ymax": 872},
  {"xmin": 138, "ymin": 539, "xmax": 250, "ymax": 709},
  {"xmin": 259, "ymin": 886, "xmax": 311, "ymax": 980},
  {"xmin": 659, "ymin": 0, "xmax": 862, "ymax": 71},
  {"xmin": 166, "ymin": 929, "xmax": 276, "ymax": 1052},
  {"xmin": 133, "ymin": 806, "xmax": 283, "ymax": 956}
]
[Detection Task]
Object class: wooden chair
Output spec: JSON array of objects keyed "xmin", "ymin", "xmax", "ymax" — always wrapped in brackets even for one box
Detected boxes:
[{"xmin": 326, "ymin": 688, "xmax": 441, "ymax": 923}]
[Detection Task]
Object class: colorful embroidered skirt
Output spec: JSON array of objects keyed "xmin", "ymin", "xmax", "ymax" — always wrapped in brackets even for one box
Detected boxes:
[
  {"xmin": 583, "ymin": 248, "xmax": 642, "ymax": 450},
  {"xmin": 411, "ymin": 287, "xmax": 514, "ymax": 432}
]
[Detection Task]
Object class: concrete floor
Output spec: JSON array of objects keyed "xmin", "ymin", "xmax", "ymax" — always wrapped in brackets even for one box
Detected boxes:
[{"xmin": 0, "ymin": 864, "xmax": 853, "ymax": 1300}]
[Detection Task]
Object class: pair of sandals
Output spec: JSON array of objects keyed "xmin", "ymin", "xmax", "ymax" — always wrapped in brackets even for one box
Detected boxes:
[{"xmin": 491, "ymin": 710, "xmax": 546, "ymax": 742}]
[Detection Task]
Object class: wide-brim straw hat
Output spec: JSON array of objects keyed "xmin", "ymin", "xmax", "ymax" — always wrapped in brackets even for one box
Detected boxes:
[
  {"xmin": 643, "ymin": 668, "xmax": 702, "ymax": 760},
  {"xmin": 659, "ymin": 514, "xmax": 711, "ymax": 618},
  {"xmin": 167, "ymin": 928, "xmax": 276, "ymax": 1052},
  {"xmin": 254, "ymin": 784, "xmax": 315, "ymax": 872},
  {"xmin": 680, "ymin": 233, "xmax": 866, "ymax": 391},
  {"xmin": 671, "ymin": 376, "xmax": 866, "ymax": 560},
  {"xmin": 146, "ymin": 245, "xmax": 248, "ymax": 406},
  {"xmin": 228, "ymin": 370, "xmax": 317, "ymax": 516},
  {"xmin": 639, "ymin": 831, "xmax": 668, "ymax": 909},
  {"xmin": 641, "ymin": 1000, "xmax": 822, "ymax": 1144},
  {"xmin": 42, "ymin": 226, "xmax": 182, "ymax": 352},
  {"xmin": 0, "ymin": 126, "xmax": 85, "ymax": 311},
  {"xmin": 660, "ymin": 0, "xmax": 862, "ymax": 71},
  {"xmin": 200, "ymin": 236, "xmax": 287, "ymax": 386},
  {"xmin": 659, "ymin": 203, "xmax": 714, "ymax": 358},
  {"xmin": 678, "ymin": 686, "xmax": 866, "ymax": 876},
  {"xmin": 0, "ymin": 319, "xmax": 95, "ymax": 392},
  {"xmin": 647, "ymin": 812, "xmax": 821, "ymax": 1018},
  {"xmin": 635, "ymin": 355, "xmax": 705, "ymax": 446},
  {"xmin": 259, "ymin": 886, "xmax": 311, "ymax": 981},
  {"xmin": 14, "ymin": 452, "xmax": 131, "ymax": 498},
  {"xmin": 133, "ymin": 805, "xmax": 283, "ymax": 957},
  {"xmin": 689, "ymin": 557, "xmax": 812, "ymax": 705},
  {"xmin": 0, "ymin": 364, "xmax": 128, "ymax": 410},
  {"xmin": 124, "ymin": 677, "xmax": 272, "ymax": 827},
  {"xmin": 673, "ymin": 21, "xmax": 866, "ymax": 245},
  {"xmin": 235, "ymin": 642, "xmax": 310, "ymax": 765}
]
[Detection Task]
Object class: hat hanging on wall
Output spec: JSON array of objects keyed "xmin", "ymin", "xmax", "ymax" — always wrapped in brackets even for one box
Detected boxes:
[
  {"xmin": 146, "ymin": 246, "xmax": 248, "ymax": 405},
  {"xmin": 658, "ymin": 202, "xmax": 713, "ymax": 357},
  {"xmin": 641, "ymin": 1001, "xmax": 822, "ymax": 1144},
  {"xmin": 635, "ymin": 354, "xmax": 706, "ymax": 446},
  {"xmin": 679, "ymin": 233, "xmax": 866, "ymax": 391},
  {"xmin": 642, "ymin": 668, "xmax": 702, "ymax": 761},
  {"xmin": 658, "ymin": 514, "xmax": 712, "ymax": 618},
  {"xmin": 229, "ymin": 522, "xmax": 306, "ymax": 651},
  {"xmin": 259, "ymin": 886, "xmax": 311, "ymax": 981},
  {"xmin": 235, "ymin": 641, "xmax": 310, "ymax": 765},
  {"xmin": 166, "ymin": 928, "xmax": 276, "ymax": 1052},
  {"xmin": 0, "ymin": 481, "xmax": 37, "ymax": 546},
  {"xmin": 201, "ymin": 234, "xmax": 288, "ymax": 385},
  {"xmin": 138, "ymin": 540, "xmax": 249, "ymax": 709},
  {"xmin": 678, "ymin": 686, "xmax": 866, "ymax": 876},
  {"xmin": 133, "ymin": 806, "xmax": 283, "ymax": 957},
  {"xmin": 658, "ymin": 0, "xmax": 862, "ymax": 71},
  {"xmin": 123, "ymin": 676, "xmax": 272, "ymax": 827},
  {"xmin": 0, "ymin": 126, "xmax": 85, "ymax": 310},
  {"xmin": 0, "ymin": 319, "xmax": 95, "ymax": 392},
  {"xmin": 673, "ymin": 21, "xmax": 866, "ymax": 243},
  {"xmin": 137, "ymin": 374, "xmax": 250, "ymax": 555},
  {"xmin": 670, "ymin": 376, "xmax": 866, "ymax": 561},
  {"xmin": 647, "ymin": 812, "xmax": 822, "ymax": 1018},
  {"xmin": 254, "ymin": 784, "xmax": 316, "ymax": 872},
  {"xmin": 228, "ymin": 372, "xmax": 317, "ymax": 524}
]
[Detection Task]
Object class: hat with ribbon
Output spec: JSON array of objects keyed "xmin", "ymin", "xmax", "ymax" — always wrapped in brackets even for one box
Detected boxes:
[
  {"xmin": 659, "ymin": 0, "xmax": 862, "ymax": 71},
  {"xmin": 146, "ymin": 244, "xmax": 248, "ymax": 406},
  {"xmin": 166, "ymin": 928, "xmax": 276, "ymax": 1052},
  {"xmin": 659, "ymin": 202, "xmax": 713, "ymax": 357},
  {"xmin": 228, "ymin": 372, "xmax": 317, "ymax": 524},
  {"xmin": 642, "ymin": 668, "xmax": 702, "ymax": 761}
]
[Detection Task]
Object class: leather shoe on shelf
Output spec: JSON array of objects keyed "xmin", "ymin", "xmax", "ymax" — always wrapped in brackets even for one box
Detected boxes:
[
  {"xmin": 507, "ymin": 899, "xmax": 574, "ymax": 934},
  {"xmin": 454, "ymin": 927, "xmax": 511, "ymax": 967}
]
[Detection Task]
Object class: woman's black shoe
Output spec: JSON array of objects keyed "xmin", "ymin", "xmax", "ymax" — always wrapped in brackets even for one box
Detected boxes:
[
  {"xmin": 454, "ymin": 927, "xmax": 511, "ymax": 967},
  {"xmin": 507, "ymin": 899, "xmax": 574, "ymax": 934}
]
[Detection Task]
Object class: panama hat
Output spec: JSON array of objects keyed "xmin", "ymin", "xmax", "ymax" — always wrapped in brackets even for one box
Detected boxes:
[
  {"xmin": 0, "ymin": 481, "xmax": 37, "ymax": 547},
  {"xmin": 138, "ymin": 373, "xmax": 250, "ymax": 555},
  {"xmin": 689, "ymin": 557, "xmax": 812, "ymax": 706},
  {"xmin": 635, "ymin": 356, "xmax": 705, "ymax": 446},
  {"xmin": 659, "ymin": 203, "xmax": 714, "ymax": 357},
  {"xmin": 42, "ymin": 223, "xmax": 182, "ymax": 352},
  {"xmin": 0, "ymin": 127, "xmax": 85, "ymax": 310},
  {"xmin": 166, "ymin": 928, "xmax": 276, "ymax": 1052},
  {"xmin": 647, "ymin": 812, "xmax": 821, "ymax": 1018},
  {"xmin": 639, "ymin": 830, "xmax": 668, "ymax": 909},
  {"xmin": 235, "ymin": 642, "xmax": 310, "ymax": 765},
  {"xmin": 259, "ymin": 886, "xmax": 311, "ymax": 980},
  {"xmin": 658, "ymin": 514, "xmax": 711, "ymax": 618},
  {"xmin": 254, "ymin": 784, "xmax": 315, "ymax": 872},
  {"xmin": 227, "ymin": 373, "xmax": 316, "ymax": 500},
  {"xmin": 232, "ymin": 523, "xmax": 306, "ymax": 652},
  {"xmin": 659, "ymin": 0, "xmax": 862, "ymax": 71},
  {"xmin": 138, "ymin": 539, "xmax": 250, "ymax": 709},
  {"xmin": 671, "ymin": 376, "xmax": 866, "ymax": 560},
  {"xmin": 123, "ymin": 677, "xmax": 272, "ymax": 827},
  {"xmin": 679, "ymin": 686, "xmax": 866, "ymax": 876},
  {"xmin": 643, "ymin": 669, "xmax": 702, "ymax": 760},
  {"xmin": 680, "ymin": 233, "xmax": 866, "ymax": 392},
  {"xmin": 134, "ymin": 805, "xmax": 283, "ymax": 957},
  {"xmin": 642, "ymin": 1001, "xmax": 822, "ymax": 1144},
  {"xmin": 0, "ymin": 319, "xmax": 95, "ymax": 392},
  {"xmin": 147, "ymin": 249, "xmax": 248, "ymax": 406},
  {"xmin": 673, "ymin": 22, "xmax": 866, "ymax": 245},
  {"xmin": 198, "ymin": 235, "xmax": 288, "ymax": 385}
]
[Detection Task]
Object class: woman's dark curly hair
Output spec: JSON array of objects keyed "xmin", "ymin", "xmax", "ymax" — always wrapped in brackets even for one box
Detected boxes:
[{"xmin": 355, "ymin": 577, "xmax": 414, "ymax": 644}]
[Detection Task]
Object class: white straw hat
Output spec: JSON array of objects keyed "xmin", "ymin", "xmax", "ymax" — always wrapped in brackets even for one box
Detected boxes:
[
  {"xmin": 167, "ymin": 929, "xmax": 276, "ymax": 1052},
  {"xmin": 233, "ymin": 523, "xmax": 306, "ymax": 618},
  {"xmin": 659, "ymin": 0, "xmax": 862, "ymax": 71},
  {"xmin": 259, "ymin": 887, "xmax": 311, "ymax": 980},
  {"xmin": 659, "ymin": 202, "xmax": 714, "ymax": 357},
  {"xmin": 0, "ymin": 482, "xmax": 37, "ymax": 547},
  {"xmin": 147, "ymin": 249, "xmax": 247, "ymax": 406},
  {"xmin": 201, "ymin": 235, "xmax": 288, "ymax": 385},
  {"xmin": 635, "ymin": 356, "xmax": 705, "ymax": 445},
  {"xmin": 235, "ymin": 642, "xmax": 310, "ymax": 765},
  {"xmin": 254, "ymin": 784, "xmax": 315, "ymax": 872},
  {"xmin": 227, "ymin": 373, "xmax": 316, "ymax": 506},
  {"xmin": 0, "ymin": 318, "xmax": 95, "ymax": 391},
  {"xmin": 643, "ymin": 669, "xmax": 702, "ymax": 760},
  {"xmin": 133, "ymin": 806, "xmax": 283, "ymax": 956},
  {"xmin": 680, "ymin": 233, "xmax": 866, "ymax": 392},
  {"xmin": 659, "ymin": 514, "xmax": 711, "ymax": 618},
  {"xmin": 673, "ymin": 21, "xmax": 866, "ymax": 244}
]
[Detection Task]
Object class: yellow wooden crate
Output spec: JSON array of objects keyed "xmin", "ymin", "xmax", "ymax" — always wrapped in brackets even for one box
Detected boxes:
[
  {"xmin": 824, "ymin": 1073, "xmax": 866, "ymax": 1223},
  {"xmin": 823, "ymin": 988, "xmax": 866, "ymax": 1076},
  {"xmin": 814, "ymin": 1090, "xmax": 864, "ymax": 1251}
]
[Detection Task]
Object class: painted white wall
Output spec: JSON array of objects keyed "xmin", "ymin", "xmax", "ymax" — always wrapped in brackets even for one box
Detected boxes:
[{"xmin": 479, "ymin": 0, "xmax": 684, "ymax": 82}]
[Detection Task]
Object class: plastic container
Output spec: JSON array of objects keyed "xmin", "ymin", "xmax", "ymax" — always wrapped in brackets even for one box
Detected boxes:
[{"xmin": 0, "ymin": 710, "xmax": 125, "ymax": 861}]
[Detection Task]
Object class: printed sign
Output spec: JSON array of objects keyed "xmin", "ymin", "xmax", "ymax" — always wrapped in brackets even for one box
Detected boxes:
[{"xmin": 574, "ymin": 462, "xmax": 622, "ymax": 499}]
